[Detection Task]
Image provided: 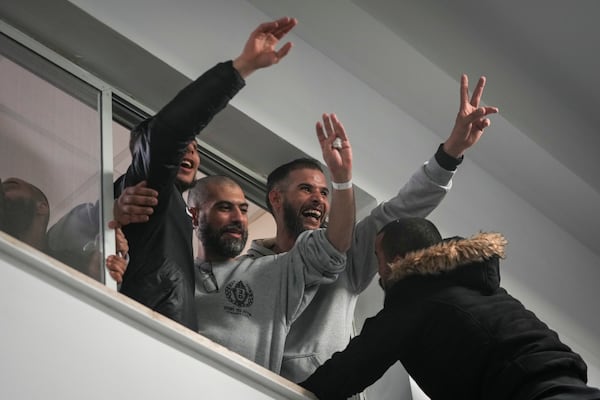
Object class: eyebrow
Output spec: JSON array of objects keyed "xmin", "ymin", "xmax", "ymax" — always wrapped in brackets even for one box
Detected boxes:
[{"xmin": 215, "ymin": 200, "xmax": 248, "ymax": 208}]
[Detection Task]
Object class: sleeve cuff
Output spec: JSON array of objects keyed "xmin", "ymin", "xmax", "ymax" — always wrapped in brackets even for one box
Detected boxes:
[{"xmin": 434, "ymin": 143, "xmax": 463, "ymax": 171}]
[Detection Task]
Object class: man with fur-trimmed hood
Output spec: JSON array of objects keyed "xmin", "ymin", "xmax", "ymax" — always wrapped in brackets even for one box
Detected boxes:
[{"xmin": 301, "ymin": 217, "xmax": 600, "ymax": 400}]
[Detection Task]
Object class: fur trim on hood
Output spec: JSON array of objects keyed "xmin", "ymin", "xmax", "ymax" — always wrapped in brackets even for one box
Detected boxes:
[{"xmin": 387, "ymin": 232, "xmax": 507, "ymax": 284}]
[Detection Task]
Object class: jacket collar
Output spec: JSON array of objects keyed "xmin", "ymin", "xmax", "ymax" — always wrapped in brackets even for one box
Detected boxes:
[{"xmin": 386, "ymin": 232, "xmax": 507, "ymax": 286}]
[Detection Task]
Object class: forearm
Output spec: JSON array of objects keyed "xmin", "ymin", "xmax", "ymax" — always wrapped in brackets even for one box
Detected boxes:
[
  {"xmin": 132, "ymin": 62, "xmax": 245, "ymax": 191},
  {"xmin": 153, "ymin": 61, "xmax": 244, "ymax": 137},
  {"xmin": 325, "ymin": 185, "xmax": 355, "ymax": 253}
]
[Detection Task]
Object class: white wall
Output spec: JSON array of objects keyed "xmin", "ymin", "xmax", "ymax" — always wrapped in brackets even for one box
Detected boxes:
[{"xmin": 0, "ymin": 233, "xmax": 314, "ymax": 400}]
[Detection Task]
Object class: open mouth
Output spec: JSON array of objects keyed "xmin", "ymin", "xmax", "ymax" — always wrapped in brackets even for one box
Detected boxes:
[
  {"xmin": 302, "ymin": 208, "xmax": 322, "ymax": 223},
  {"xmin": 180, "ymin": 159, "xmax": 194, "ymax": 170}
]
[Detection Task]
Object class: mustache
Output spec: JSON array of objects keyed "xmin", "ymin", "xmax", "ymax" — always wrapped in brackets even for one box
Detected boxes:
[{"xmin": 220, "ymin": 222, "xmax": 245, "ymax": 234}]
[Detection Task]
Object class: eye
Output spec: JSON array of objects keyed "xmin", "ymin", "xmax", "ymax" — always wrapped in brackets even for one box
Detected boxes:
[
  {"xmin": 218, "ymin": 204, "xmax": 232, "ymax": 211},
  {"xmin": 240, "ymin": 205, "xmax": 249, "ymax": 214},
  {"xmin": 321, "ymin": 190, "xmax": 329, "ymax": 197}
]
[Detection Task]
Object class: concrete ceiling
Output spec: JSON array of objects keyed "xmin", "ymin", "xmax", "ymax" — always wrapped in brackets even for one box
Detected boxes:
[{"xmin": 245, "ymin": 0, "xmax": 600, "ymax": 256}]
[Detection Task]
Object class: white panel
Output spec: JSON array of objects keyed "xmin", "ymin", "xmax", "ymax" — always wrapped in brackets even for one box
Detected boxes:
[{"xmin": 0, "ymin": 233, "xmax": 314, "ymax": 400}]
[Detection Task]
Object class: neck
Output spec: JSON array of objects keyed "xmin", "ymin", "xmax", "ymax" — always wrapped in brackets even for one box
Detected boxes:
[
  {"xmin": 20, "ymin": 227, "xmax": 48, "ymax": 253},
  {"xmin": 201, "ymin": 247, "xmax": 234, "ymax": 263},
  {"xmin": 273, "ymin": 226, "xmax": 296, "ymax": 254}
]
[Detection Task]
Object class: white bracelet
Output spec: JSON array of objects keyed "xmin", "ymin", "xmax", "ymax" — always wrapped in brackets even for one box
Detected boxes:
[{"xmin": 331, "ymin": 180, "xmax": 353, "ymax": 190}]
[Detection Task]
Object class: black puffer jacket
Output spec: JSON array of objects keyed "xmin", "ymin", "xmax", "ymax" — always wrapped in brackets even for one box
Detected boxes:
[
  {"xmin": 302, "ymin": 233, "xmax": 598, "ymax": 399},
  {"xmin": 116, "ymin": 61, "xmax": 245, "ymax": 330}
]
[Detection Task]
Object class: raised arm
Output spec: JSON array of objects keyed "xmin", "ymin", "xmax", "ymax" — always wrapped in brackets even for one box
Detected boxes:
[
  {"xmin": 316, "ymin": 113, "xmax": 355, "ymax": 253},
  {"xmin": 124, "ymin": 17, "xmax": 297, "ymax": 194},
  {"xmin": 346, "ymin": 75, "xmax": 499, "ymax": 293}
]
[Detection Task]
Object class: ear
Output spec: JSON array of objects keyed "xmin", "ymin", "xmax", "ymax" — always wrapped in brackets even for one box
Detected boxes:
[
  {"xmin": 36, "ymin": 200, "xmax": 49, "ymax": 217},
  {"xmin": 268, "ymin": 189, "xmax": 282, "ymax": 212}
]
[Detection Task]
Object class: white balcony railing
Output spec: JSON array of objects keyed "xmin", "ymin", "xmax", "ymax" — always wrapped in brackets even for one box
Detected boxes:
[{"xmin": 0, "ymin": 231, "xmax": 316, "ymax": 400}]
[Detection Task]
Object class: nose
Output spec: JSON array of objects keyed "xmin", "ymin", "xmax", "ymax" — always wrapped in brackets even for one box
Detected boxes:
[
  {"xmin": 310, "ymin": 190, "xmax": 325, "ymax": 203},
  {"xmin": 231, "ymin": 207, "xmax": 243, "ymax": 221},
  {"xmin": 185, "ymin": 142, "xmax": 196, "ymax": 154}
]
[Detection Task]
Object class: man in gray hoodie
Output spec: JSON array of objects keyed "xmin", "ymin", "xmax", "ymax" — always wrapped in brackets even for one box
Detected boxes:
[
  {"xmin": 247, "ymin": 74, "xmax": 499, "ymax": 382},
  {"xmin": 186, "ymin": 113, "xmax": 355, "ymax": 373}
]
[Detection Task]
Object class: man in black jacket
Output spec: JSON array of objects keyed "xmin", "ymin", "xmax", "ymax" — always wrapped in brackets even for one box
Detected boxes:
[
  {"xmin": 301, "ymin": 217, "xmax": 600, "ymax": 399},
  {"xmin": 113, "ymin": 17, "xmax": 297, "ymax": 330}
]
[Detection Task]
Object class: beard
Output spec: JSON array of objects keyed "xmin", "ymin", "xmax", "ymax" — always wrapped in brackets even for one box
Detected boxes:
[
  {"xmin": 200, "ymin": 219, "xmax": 248, "ymax": 259},
  {"xmin": 176, "ymin": 178, "xmax": 195, "ymax": 193},
  {"xmin": 282, "ymin": 200, "xmax": 309, "ymax": 241},
  {"xmin": 2, "ymin": 197, "xmax": 36, "ymax": 238}
]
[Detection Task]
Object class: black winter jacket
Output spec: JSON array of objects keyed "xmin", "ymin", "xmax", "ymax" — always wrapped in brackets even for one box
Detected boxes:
[
  {"xmin": 115, "ymin": 61, "xmax": 245, "ymax": 330},
  {"xmin": 301, "ymin": 233, "xmax": 599, "ymax": 399}
]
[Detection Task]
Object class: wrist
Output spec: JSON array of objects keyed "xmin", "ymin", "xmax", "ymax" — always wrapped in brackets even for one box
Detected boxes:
[
  {"xmin": 436, "ymin": 143, "xmax": 463, "ymax": 171},
  {"xmin": 442, "ymin": 140, "xmax": 464, "ymax": 159},
  {"xmin": 232, "ymin": 57, "xmax": 253, "ymax": 79},
  {"xmin": 331, "ymin": 179, "xmax": 353, "ymax": 190}
]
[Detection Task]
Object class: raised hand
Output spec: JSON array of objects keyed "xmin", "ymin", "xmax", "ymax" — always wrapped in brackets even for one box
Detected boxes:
[
  {"xmin": 443, "ymin": 74, "xmax": 499, "ymax": 158},
  {"xmin": 113, "ymin": 180, "xmax": 158, "ymax": 226},
  {"xmin": 233, "ymin": 17, "xmax": 298, "ymax": 78},
  {"xmin": 316, "ymin": 113, "xmax": 352, "ymax": 184}
]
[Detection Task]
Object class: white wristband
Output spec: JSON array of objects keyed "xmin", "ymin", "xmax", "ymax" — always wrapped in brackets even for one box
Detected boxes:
[{"xmin": 331, "ymin": 180, "xmax": 353, "ymax": 190}]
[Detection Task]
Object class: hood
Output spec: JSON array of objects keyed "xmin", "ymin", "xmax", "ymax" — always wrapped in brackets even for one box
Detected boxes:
[
  {"xmin": 386, "ymin": 232, "xmax": 507, "ymax": 286},
  {"xmin": 246, "ymin": 237, "xmax": 277, "ymax": 258}
]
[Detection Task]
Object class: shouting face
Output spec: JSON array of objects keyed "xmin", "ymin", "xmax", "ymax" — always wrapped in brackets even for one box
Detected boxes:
[{"xmin": 277, "ymin": 168, "xmax": 329, "ymax": 239}]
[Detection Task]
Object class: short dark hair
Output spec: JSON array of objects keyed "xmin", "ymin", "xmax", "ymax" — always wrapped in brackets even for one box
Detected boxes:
[
  {"xmin": 265, "ymin": 158, "xmax": 324, "ymax": 214},
  {"xmin": 379, "ymin": 218, "xmax": 442, "ymax": 262}
]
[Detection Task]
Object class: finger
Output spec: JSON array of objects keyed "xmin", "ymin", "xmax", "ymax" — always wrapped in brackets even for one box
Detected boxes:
[
  {"xmin": 316, "ymin": 121, "xmax": 327, "ymax": 145},
  {"xmin": 124, "ymin": 187, "xmax": 159, "ymax": 202},
  {"xmin": 470, "ymin": 76, "xmax": 486, "ymax": 107},
  {"xmin": 128, "ymin": 181, "xmax": 158, "ymax": 196},
  {"xmin": 122, "ymin": 202, "xmax": 154, "ymax": 214},
  {"xmin": 127, "ymin": 214, "xmax": 150, "ymax": 224},
  {"xmin": 116, "ymin": 238, "xmax": 128, "ymax": 254},
  {"xmin": 108, "ymin": 220, "xmax": 121, "ymax": 229},
  {"xmin": 272, "ymin": 17, "xmax": 297, "ymax": 39},
  {"xmin": 127, "ymin": 189, "xmax": 159, "ymax": 200},
  {"xmin": 322, "ymin": 114, "xmax": 335, "ymax": 142},
  {"xmin": 108, "ymin": 269, "xmax": 123, "ymax": 284},
  {"xmin": 254, "ymin": 20, "xmax": 279, "ymax": 34},
  {"xmin": 482, "ymin": 106, "xmax": 499, "ymax": 115},
  {"xmin": 124, "ymin": 194, "xmax": 157, "ymax": 208},
  {"xmin": 107, "ymin": 256, "xmax": 126, "ymax": 273},
  {"xmin": 116, "ymin": 232, "xmax": 128, "ymax": 253},
  {"xmin": 465, "ymin": 107, "xmax": 487, "ymax": 124},
  {"xmin": 460, "ymin": 74, "xmax": 469, "ymax": 108},
  {"xmin": 330, "ymin": 114, "xmax": 348, "ymax": 140},
  {"xmin": 275, "ymin": 42, "xmax": 293, "ymax": 60}
]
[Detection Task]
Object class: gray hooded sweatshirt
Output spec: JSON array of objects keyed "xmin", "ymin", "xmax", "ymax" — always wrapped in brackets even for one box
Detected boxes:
[
  {"xmin": 247, "ymin": 155, "xmax": 455, "ymax": 382},
  {"xmin": 194, "ymin": 228, "xmax": 345, "ymax": 373}
]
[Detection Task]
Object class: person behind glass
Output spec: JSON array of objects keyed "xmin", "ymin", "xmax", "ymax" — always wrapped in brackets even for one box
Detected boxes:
[
  {"xmin": 0, "ymin": 177, "xmax": 128, "ymax": 283},
  {"xmin": 112, "ymin": 17, "xmax": 298, "ymax": 331},
  {"xmin": 300, "ymin": 217, "xmax": 600, "ymax": 400},
  {"xmin": 247, "ymin": 74, "xmax": 499, "ymax": 382},
  {"xmin": 177, "ymin": 113, "xmax": 354, "ymax": 374}
]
